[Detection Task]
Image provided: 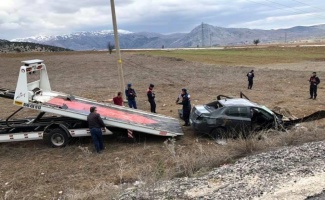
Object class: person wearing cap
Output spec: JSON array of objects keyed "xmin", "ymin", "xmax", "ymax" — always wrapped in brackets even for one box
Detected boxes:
[
  {"xmin": 309, "ymin": 72, "xmax": 320, "ymax": 100},
  {"xmin": 176, "ymin": 88, "xmax": 191, "ymax": 126},
  {"xmin": 147, "ymin": 84, "xmax": 156, "ymax": 113},
  {"xmin": 87, "ymin": 106, "xmax": 107, "ymax": 153},
  {"xmin": 125, "ymin": 83, "xmax": 137, "ymax": 109},
  {"xmin": 246, "ymin": 70, "xmax": 255, "ymax": 89}
]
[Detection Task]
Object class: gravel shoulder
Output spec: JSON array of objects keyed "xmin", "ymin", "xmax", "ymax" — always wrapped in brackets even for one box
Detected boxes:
[
  {"xmin": 261, "ymin": 172, "xmax": 325, "ymax": 200},
  {"xmin": 120, "ymin": 141, "xmax": 325, "ymax": 200}
]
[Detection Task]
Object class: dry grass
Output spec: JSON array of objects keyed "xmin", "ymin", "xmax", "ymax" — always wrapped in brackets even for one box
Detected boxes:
[
  {"xmin": 0, "ymin": 49, "xmax": 324, "ymax": 199},
  {"xmin": 0, "ymin": 126, "xmax": 324, "ymax": 199}
]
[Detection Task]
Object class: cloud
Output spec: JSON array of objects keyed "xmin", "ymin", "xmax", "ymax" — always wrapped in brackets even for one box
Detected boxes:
[
  {"xmin": 229, "ymin": 10, "xmax": 325, "ymax": 29},
  {"xmin": 0, "ymin": 22, "xmax": 20, "ymax": 29}
]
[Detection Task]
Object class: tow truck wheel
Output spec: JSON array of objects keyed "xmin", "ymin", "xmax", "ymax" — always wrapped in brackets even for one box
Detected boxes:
[
  {"xmin": 211, "ymin": 127, "xmax": 226, "ymax": 140},
  {"xmin": 44, "ymin": 128, "xmax": 69, "ymax": 147}
]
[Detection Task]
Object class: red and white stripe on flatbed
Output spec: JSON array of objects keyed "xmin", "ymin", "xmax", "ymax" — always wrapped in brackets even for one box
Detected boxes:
[
  {"xmin": 159, "ymin": 131, "xmax": 168, "ymax": 136},
  {"xmin": 0, "ymin": 128, "xmax": 113, "ymax": 143},
  {"xmin": 0, "ymin": 132, "xmax": 43, "ymax": 143},
  {"xmin": 127, "ymin": 129, "xmax": 134, "ymax": 138},
  {"xmin": 69, "ymin": 128, "xmax": 113, "ymax": 137}
]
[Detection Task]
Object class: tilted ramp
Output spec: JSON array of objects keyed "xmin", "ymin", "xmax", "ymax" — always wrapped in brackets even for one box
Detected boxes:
[{"xmin": 34, "ymin": 91, "xmax": 183, "ymax": 137}]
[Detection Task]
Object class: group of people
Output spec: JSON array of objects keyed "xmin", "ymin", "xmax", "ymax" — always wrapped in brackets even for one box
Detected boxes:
[
  {"xmin": 246, "ymin": 70, "xmax": 320, "ymax": 99},
  {"xmin": 87, "ymin": 84, "xmax": 191, "ymax": 153},
  {"xmin": 113, "ymin": 83, "xmax": 191, "ymax": 126},
  {"xmin": 88, "ymin": 70, "xmax": 320, "ymax": 153},
  {"xmin": 112, "ymin": 83, "xmax": 156, "ymax": 112}
]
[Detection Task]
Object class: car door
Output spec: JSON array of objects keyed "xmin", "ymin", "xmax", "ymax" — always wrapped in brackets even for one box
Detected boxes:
[
  {"xmin": 224, "ymin": 106, "xmax": 251, "ymax": 136},
  {"xmin": 250, "ymin": 107, "xmax": 275, "ymax": 131}
]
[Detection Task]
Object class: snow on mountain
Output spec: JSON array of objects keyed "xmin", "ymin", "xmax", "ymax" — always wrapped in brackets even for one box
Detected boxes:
[
  {"xmin": 9, "ymin": 24, "xmax": 325, "ymax": 50},
  {"xmin": 11, "ymin": 29, "xmax": 133, "ymax": 42}
]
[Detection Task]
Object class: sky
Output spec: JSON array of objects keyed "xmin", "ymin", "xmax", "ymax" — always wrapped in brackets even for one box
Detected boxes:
[{"xmin": 1, "ymin": 0, "xmax": 325, "ymax": 40}]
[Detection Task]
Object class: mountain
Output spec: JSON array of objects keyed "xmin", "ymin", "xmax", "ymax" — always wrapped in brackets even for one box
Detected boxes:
[
  {"xmin": 11, "ymin": 24, "xmax": 325, "ymax": 50},
  {"xmin": 0, "ymin": 40, "xmax": 72, "ymax": 53}
]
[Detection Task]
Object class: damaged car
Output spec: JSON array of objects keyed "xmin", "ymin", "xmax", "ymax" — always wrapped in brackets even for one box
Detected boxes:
[{"xmin": 190, "ymin": 94, "xmax": 283, "ymax": 139}]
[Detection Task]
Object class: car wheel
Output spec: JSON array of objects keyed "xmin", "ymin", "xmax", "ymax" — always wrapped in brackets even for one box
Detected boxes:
[
  {"xmin": 211, "ymin": 127, "xmax": 227, "ymax": 140},
  {"xmin": 44, "ymin": 128, "xmax": 69, "ymax": 147}
]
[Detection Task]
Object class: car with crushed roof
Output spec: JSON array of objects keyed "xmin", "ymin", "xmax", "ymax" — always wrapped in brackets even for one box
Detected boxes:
[{"xmin": 190, "ymin": 95, "xmax": 283, "ymax": 139}]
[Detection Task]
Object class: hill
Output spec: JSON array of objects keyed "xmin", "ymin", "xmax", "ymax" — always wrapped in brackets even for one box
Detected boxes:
[
  {"xmin": 11, "ymin": 24, "xmax": 325, "ymax": 50},
  {"xmin": 0, "ymin": 40, "xmax": 72, "ymax": 53}
]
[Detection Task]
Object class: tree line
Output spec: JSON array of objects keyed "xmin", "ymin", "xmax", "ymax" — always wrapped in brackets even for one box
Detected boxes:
[{"xmin": 0, "ymin": 41, "xmax": 73, "ymax": 53}]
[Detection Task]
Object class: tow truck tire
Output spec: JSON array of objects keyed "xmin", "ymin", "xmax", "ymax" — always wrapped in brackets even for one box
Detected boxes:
[
  {"xmin": 44, "ymin": 128, "xmax": 69, "ymax": 147},
  {"xmin": 211, "ymin": 127, "xmax": 227, "ymax": 140}
]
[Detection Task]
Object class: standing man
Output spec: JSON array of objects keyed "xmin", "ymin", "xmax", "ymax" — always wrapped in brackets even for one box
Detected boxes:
[
  {"xmin": 247, "ymin": 70, "xmax": 255, "ymax": 89},
  {"xmin": 87, "ymin": 106, "xmax": 106, "ymax": 154},
  {"xmin": 147, "ymin": 83, "xmax": 156, "ymax": 113},
  {"xmin": 176, "ymin": 88, "xmax": 191, "ymax": 126},
  {"xmin": 309, "ymin": 72, "xmax": 320, "ymax": 100},
  {"xmin": 125, "ymin": 83, "xmax": 137, "ymax": 109},
  {"xmin": 113, "ymin": 92, "xmax": 123, "ymax": 106}
]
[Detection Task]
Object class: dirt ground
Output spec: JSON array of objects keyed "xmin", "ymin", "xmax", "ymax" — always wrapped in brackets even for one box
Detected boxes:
[
  {"xmin": 1, "ymin": 51, "xmax": 324, "ymax": 117},
  {"xmin": 0, "ymin": 51, "xmax": 324, "ymax": 199}
]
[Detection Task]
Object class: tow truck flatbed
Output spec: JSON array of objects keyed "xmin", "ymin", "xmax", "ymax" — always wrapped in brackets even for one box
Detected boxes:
[
  {"xmin": 0, "ymin": 59, "xmax": 183, "ymax": 146},
  {"xmin": 35, "ymin": 91, "xmax": 183, "ymax": 136}
]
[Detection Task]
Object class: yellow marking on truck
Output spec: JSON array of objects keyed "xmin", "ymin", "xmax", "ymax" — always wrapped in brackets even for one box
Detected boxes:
[{"xmin": 14, "ymin": 101, "xmax": 23, "ymax": 106}]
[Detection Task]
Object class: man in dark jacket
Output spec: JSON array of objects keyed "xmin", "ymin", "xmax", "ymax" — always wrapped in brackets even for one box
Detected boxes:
[
  {"xmin": 87, "ymin": 106, "xmax": 106, "ymax": 153},
  {"xmin": 147, "ymin": 84, "xmax": 156, "ymax": 113},
  {"xmin": 176, "ymin": 88, "xmax": 191, "ymax": 126},
  {"xmin": 247, "ymin": 70, "xmax": 255, "ymax": 89},
  {"xmin": 125, "ymin": 83, "xmax": 137, "ymax": 109},
  {"xmin": 309, "ymin": 72, "xmax": 320, "ymax": 100}
]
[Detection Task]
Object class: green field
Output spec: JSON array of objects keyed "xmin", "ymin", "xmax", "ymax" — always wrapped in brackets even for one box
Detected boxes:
[{"xmin": 136, "ymin": 46, "xmax": 325, "ymax": 65}]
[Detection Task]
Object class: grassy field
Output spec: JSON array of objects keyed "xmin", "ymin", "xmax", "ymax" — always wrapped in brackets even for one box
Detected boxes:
[
  {"xmin": 2, "ymin": 45, "xmax": 325, "ymax": 65},
  {"xmin": 136, "ymin": 46, "xmax": 325, "ymax": 65},
  {"xmin": 0, "ymin": 46, "xmax": 324, "ymax": 199}
]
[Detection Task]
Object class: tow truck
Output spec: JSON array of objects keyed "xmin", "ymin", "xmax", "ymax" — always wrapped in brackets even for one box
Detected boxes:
[{"xmin": 0, "ymin": 59, "xmax": 183, "ymax": 147}]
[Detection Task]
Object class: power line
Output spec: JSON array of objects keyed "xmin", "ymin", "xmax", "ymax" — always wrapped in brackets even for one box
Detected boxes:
[
  {"xmin": 245, "ymin": 0, "xmax": 307, "ymax": 16},
  {"xmin": 289, "ymin": 0, "xmax": 324, "ymax": 12},
  {"xmin": 263, "ymin": 0, "xmax": 325, "ymax": 21},
  {"xmin": 244, "ymin": 0, "xmax": 325, "ymax": 21},
  {"xmin": 245, "ymin": 0, "xmax": 281, "ymax": 10},
  {"xmin": 264, "ymin": 0, "xmax": 312, "ymax": 14}
]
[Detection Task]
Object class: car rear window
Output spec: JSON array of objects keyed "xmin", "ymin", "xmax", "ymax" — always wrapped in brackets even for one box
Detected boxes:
[
  {"xmin": 206, "ymin": 101, "xmax": 223, "ymax": 109},
  {"xmin": 226, "ymin": 107, "xmax": 248, "ymax": 117}
]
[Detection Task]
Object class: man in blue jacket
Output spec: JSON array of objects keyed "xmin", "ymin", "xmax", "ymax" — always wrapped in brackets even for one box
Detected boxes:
[
  {"xmin": 309, "ymin": 72, "xmax": 320, "ymax": 100},
  {"xmin": 125, "ymin": 83, "xmax": 137, "ymax": 109},
  {"xmin": 247, "ymin": 70, "xmax": 255, "ymax": 89},
  {"xmin": 147, "ymin": 83, "xmax": 156, "ymax": 113},
  {"xmin": 176, "ymin": 88, "xmax": 191, "ymax": 126}
]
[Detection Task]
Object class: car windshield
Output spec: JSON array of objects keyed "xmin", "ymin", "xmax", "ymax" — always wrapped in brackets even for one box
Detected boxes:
[{"xmin": 261, "ymin": 106, "xmax": 274, "ymax": 115}]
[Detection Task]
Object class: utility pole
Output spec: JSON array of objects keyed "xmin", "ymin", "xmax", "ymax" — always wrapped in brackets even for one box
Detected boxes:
[
  {"xmin": 110, "ymin": 0, "xmax": 126, "ymax": 100},
  {"xmin": 201, "ymin": 22, "xmax": 204, "ymax": 47},
  {"xmin": 284, "ymin": 31, "xmax": 287, "ymax": 44}
]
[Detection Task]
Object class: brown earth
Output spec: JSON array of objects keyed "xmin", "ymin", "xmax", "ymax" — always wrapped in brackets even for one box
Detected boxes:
[{"xmin": 0, "ymin": 51, "xmax": 324, "ymax": 199}]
